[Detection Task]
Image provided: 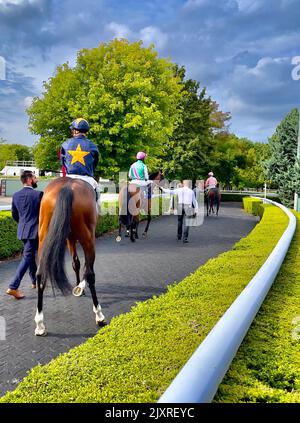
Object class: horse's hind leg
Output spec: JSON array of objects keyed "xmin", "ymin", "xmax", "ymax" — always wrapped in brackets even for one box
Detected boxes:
[
  {"xmin": 130, "ymin": 220, "xmax": 136, "ymax": 242},
  {"xmin": 82, "ymin": 235, "xmax": 106, "ymax": 326},
  {"xmin": 34, "ymin": 272, "xmax": 46, "ymax": 336},
  {"xmin": 135, "ymin": 218, "xmax": 139, "ymax": 239},
  {"xmin": 143, "ymin": 214, "xmax": 151, "ymax": 238},
  {"xmin": 116, "ymin": 222, "xmax": 122, "ymax": 242},
  {"xmin": 67, "ymin": 239, "xmax": 80, "ymax": 286}
]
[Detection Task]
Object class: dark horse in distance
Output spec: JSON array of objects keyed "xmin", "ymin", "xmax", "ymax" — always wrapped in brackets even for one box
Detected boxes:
[
  {"xmin": 34, "ymin": 177, "xmax": 106, "ymax": 336},
  {"xmin": 205, "ymin": 185, "xmax": 221, "ymax": 216}
]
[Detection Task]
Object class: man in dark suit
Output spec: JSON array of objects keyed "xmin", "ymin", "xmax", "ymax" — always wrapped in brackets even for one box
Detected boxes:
[{"xmin": 6, "ymin": 171, "xmax": 43, "ymax": 299}]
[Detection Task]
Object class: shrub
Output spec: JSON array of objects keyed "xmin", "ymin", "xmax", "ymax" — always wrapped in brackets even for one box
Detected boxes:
[{"xmin": 0, "ymin": 212, "xmax": 22, "ymax": 259}]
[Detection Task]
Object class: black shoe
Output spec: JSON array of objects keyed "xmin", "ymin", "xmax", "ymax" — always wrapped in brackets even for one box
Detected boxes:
[
  {"xmin": 177, "ymin": 237, "xmax": 182, "ymax": 241},
  {"xmin": 183, "ymin": 239, "xmax": 189, "ymax": 243}
]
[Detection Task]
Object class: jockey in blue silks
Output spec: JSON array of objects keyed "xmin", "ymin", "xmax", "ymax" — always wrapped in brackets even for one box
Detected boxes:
[{"xmin": 60, "ymin": 118, "xmax": 101, "ymax": 213}]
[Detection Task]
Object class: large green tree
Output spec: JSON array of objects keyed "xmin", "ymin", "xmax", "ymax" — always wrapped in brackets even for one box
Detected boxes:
[
  {"xmin": 0, "ymin": 139, "xmax": 33, "ymax": 170},
  {"xmin": 28, "ymin": 39, "xmax": 183, "ymax": 177},
  {"xmin": 159, "ymin": 72, "xmax": 219, "ymax": 181},
  {"xmin": 266, "ymin": 108, "xmax": 300, "ymax": 206},
  {"xmin": 210, "ymin": 133, "xmax": 269, "ymax": 189}
]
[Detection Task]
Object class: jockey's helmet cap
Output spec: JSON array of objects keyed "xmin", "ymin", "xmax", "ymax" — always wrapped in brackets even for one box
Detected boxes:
[
  {"xmin": 136, "ymin": 151, "xmax": 147, "ymax": 160},
  {"xmin": 70, "ymin": 118, "xmax": 89, "ymax": 133}
]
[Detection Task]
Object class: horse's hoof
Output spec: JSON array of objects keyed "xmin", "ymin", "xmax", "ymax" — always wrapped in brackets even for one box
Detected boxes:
[
  {"xmin": 97, "ymin": 320, "xmax": 107, "ymax": 327},
  {"xmin": 116, "ymin": 235, "xmax": 122, "ymax": 242},
  {"xmin": 142, "ymin": 232, "xmax": 147, "ymax": 239},
  {"xmin": 35, "ymin": 328, "xmax": 47, "ymax": 336},
  {"xmin": 130, "ymin": 238, "xmax": 136, "ymax": 242}
]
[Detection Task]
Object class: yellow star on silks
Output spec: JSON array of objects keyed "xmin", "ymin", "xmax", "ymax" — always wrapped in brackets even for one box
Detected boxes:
[{"xmin": 67, "ymin": 144, "xmax": 90, "ymax": 166}]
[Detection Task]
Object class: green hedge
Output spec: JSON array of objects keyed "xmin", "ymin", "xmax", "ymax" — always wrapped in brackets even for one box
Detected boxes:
[
  {"xmin": 0, "ymin": 212, "xmax": 22, "ymax": 259},
  {"xmin": 222, "ymin": 193, "xmax": 281, "ymax": 203},
  {"xmin": 215, "ymin": 211, "xmax": 300, "ymax": 402},
  {"xmin": 0, "ymin": 201, "xmax": 289, "ymax": 402}
]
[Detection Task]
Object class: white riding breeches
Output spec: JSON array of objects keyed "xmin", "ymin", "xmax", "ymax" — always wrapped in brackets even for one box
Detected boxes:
[
  {"xmin": 66, "ymin": 174, "xmax": 99, "ymax": 191},
  {"xmin": 66, "ymin": 174, "xmax": 100, "ymax": 214},
  {"xmin": 129, "ymin": 180, "xmax": 153, "ymax": 187}
]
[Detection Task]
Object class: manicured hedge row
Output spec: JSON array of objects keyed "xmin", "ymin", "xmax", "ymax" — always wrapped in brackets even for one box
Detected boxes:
[
  {"xmin": 0, "ymin": 201, "xmax": 288, "ymax": 402},
  {"xmin": 215, "ymin": 211, "xmax": 300, "ymax": 402},
  {"xmin": 242, "ymin": 197, "xmax": 269, "ymax": 218},
  {"xmin": 0, "ymin": 212, "xmax": 22, "ymax": 259},
  {"xmin": 222, "ymin": 193, "xmax": 281, "ymax": 203}
]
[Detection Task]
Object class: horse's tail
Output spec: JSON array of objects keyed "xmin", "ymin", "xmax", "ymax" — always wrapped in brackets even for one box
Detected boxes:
[{"xmin": 38, "ymin": 184, "xmax": 73, "ymax": 295}]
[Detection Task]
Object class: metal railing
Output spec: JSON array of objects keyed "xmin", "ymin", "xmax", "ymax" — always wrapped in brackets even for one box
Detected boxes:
[
  {"xmin": 5, "ymin": 160, "xmax": 36, "ymax": 167},
  {"xmin": 158, "ymin": 198, "xmax": 296, "ymax": 403}
]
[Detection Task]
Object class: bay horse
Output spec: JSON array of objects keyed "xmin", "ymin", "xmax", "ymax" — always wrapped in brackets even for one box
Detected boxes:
[
  {"xmin": 205, "ymin": 186, "xmax": 221, "ymax": 216},
  {"xmin": 34, "ymin": 177, "xmax": 106, "ymax": 336},
  {"xmin": 116, "ymin": 171, "xmax": 162, "ymax": 243}
]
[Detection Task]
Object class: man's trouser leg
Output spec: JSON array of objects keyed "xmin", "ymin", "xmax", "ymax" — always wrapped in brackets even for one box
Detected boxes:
[
  {"xmin": 177, "ymin": 204, "xmax": 184, "ymax": 239},
  {"xmin": 183, "ymin": 207, "xmax": 190, "ymax": 241},
  {"xmin": 9, "ymin": 239, "xmax": 38, "ymax": 290}
]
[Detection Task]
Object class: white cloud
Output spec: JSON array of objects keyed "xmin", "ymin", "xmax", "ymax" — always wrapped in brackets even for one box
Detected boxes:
[
  {"xmin": 106, "ymin": 22, "xmax": 132, "ymax": 39},
  {"xmin": 139, "ymin": 26, "xmax": 168, "ymax": 50},
  {"xmin": 183, "ymin": 0, "xmax": 210, "ymax": 10},
  {"xmin": 24, "ymin": 96, "xmax": 33, "ymax": 108},
  {"xmin": 0, "ymin": 0, "xmax": 38, "ymax": 5},
  {"xmin": 236, "ymin": 0, "xmax": 263, "ymax": 13}
]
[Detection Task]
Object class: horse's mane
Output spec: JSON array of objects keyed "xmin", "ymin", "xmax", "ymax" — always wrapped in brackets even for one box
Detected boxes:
[{"xmin": 149, "ymin": 170, "xmax": 163, "ymax": 180}]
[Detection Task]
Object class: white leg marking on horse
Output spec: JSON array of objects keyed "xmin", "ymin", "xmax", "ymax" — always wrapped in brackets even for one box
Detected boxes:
[
  {"xmin": 93, "ymin": 304, "xmax": 105, "ymax": 323},
  {"xmin": 34, "ymin": 309, "xmax": 46, "ymax": 336}
]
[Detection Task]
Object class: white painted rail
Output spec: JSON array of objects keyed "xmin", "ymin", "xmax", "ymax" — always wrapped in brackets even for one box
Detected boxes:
[{"xmin": 158, "ymin": 198, "xmax": 296, "ymax": 403}]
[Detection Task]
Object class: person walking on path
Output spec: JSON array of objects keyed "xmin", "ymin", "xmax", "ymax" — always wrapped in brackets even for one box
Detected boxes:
[
  {"xmin": 161, "ymin": 180, "xmax": 199, "ymax": 243},
  {"xmin": 6, "ymin": 171, "xmax": 43, "ymax": 299}
]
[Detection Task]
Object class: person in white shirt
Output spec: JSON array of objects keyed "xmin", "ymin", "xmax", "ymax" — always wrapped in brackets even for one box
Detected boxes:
[{"xmin": 161, "ymin": 180, "xmax": 198, "ymax": 243}]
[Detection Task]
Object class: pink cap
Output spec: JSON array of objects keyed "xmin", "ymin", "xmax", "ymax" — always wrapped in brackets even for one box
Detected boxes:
[{"xmin": 137, "ymin": 151, "xmax": 147, "ymax": 160}]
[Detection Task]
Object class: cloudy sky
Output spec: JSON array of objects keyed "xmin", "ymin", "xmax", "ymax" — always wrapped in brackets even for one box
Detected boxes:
[{"xmin": 0, "ymin": 0, "xmax": 299, "ymax": 146}]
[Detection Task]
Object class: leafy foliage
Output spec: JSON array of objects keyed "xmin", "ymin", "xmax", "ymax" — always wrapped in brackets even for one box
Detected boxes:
[
  {"xmin": 0, "ymin": 141, "xmax": 33, "ymax": 169},
  {"xmin": 266, "ymin": 108, "xmax": 300, "ymax": 207},
  {"xmin": 210, "ymin": 133, "xmax": 270, "ymax": 189},
  {"xmin": 158, "ymin": 68, "xmax": 228, "ymax": 182},
  {"xmin": 28, "ymin": 39, "xmax": 183, "ymax": 178},
  {"xmin": 0, "ymin": 212, "xmax": 22, "ymax": 258}
]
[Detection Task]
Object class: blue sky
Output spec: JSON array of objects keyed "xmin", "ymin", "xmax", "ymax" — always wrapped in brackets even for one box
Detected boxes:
[{"xmin": 0, "ymin": 0, "xmax": 299, "ymax": 146}]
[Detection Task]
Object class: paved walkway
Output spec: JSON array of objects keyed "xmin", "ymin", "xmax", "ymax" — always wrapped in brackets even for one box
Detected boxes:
[{"xmin": 0, "ymin": 203, "xmax": 257, "ymax": 397}]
